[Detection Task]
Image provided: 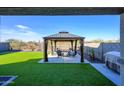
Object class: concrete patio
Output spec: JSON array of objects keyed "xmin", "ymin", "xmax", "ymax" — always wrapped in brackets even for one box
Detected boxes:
[{"xmin": 38, "ymin": 54, "xmax": 88, "ymax": 63}]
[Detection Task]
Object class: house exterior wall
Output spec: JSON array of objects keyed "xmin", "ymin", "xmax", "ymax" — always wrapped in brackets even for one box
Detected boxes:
[
  {"xmin": 120, "ymin": 13, "xmax": 124, "ymax": 85},
  {"xmin": 56, "ymin": 41, "xmax": 72, "ymax": 51},
  {"xmin": 46, "ymin": 40, "xmax": 80, "ymax": 52}
]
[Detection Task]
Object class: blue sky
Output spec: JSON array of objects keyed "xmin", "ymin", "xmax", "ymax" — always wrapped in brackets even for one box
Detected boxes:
[{"xmin": 0, "ymin": 15, "xmax": 120, "ymax": 42}]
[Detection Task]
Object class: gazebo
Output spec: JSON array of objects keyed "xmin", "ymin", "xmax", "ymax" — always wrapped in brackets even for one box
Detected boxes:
[{"xmin": 43, "ymin": 31, "xmax": 85, "ymax": 62}]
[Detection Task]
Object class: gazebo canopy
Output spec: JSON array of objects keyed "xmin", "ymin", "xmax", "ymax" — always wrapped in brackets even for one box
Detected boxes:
[
  {"xmin": 43, "ymin": 31, "xmax": 85, "ymax": 40},
  {"xmin": 43, "ymin": 31, "xmax": 85, "ymax": 62}
]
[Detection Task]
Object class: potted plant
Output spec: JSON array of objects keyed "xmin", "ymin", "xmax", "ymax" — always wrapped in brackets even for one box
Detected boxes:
[{"xmin": 89, "ymin": 48, "xmax": 95, "ymax": 61}]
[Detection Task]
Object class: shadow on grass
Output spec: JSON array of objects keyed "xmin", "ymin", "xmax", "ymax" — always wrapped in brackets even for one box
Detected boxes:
[{"xmin": 0, "ymin": 51, "xmax": 19, "ymax": 55}]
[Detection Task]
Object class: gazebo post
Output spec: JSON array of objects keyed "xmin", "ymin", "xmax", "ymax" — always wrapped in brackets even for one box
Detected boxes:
[
  {"xmin": 54, "ymin": 40, "xmax": 57, "ymax": 51},
  {"xmin": 80, "ymin": 39, "xmax": 84, "ymax": 62},
  {"xmin": 71, "ymin": 40, "xmax": 73, "ymax": 50},
  {"xmin": 74, "ymin": 40, "xmax": 77, "ymax": 55},
  {"xmin": 44, "ymin": 39, "xmax": 48, "ymax": 62},
  {"xmin": 51, "ymin": 40, "xmax": 54, "ymax": 55}
]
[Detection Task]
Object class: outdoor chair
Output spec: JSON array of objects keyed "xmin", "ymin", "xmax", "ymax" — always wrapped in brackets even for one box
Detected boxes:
[
  {"xmin": 56, "ymin": 50, "xmax": 62, "ymax": 57},
  {"xmin": 67, "ymin": 50, "xmax": 75, "ymax": 57}
]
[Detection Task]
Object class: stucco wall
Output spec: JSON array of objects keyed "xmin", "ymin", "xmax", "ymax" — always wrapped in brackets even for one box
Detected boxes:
[{"xmin": 84, "ymin": 42, "xmax": 120, "ymax": 61}]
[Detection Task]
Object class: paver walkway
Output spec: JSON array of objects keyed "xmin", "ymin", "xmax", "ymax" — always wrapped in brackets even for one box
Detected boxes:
[{"xmin": 90, "ymin": 63, "xmax": 121, "ymax": 85}]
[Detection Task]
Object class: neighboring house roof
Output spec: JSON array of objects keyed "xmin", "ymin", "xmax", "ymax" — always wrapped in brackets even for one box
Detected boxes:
[
  {"xmin": 84, "ymin": 42, "xmax": 101, "ymax": 48},
  {"xmin": 43, "ymin": 31, "xmax": 85, "ymax": 40}
]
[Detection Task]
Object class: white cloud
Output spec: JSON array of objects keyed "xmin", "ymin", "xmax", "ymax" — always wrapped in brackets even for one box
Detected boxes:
[
  {"xmin": 15, "ymin": 24, "xmax": 32, "ymax": 33},
  {"xmin": 0, "ymin": 26, "xmax": 43, "ymax": 42},
  {"xmin": 16, "ymin": 25, "xmax": 29, "ymax": 29}
]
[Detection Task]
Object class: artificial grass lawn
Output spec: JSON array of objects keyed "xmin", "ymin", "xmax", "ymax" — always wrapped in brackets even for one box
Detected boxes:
[{"xmin": 0, "ymin": 52, "xmax": 115, "ymax": 86}]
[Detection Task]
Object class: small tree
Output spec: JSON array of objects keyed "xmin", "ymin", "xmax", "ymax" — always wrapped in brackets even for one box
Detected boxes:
[
  {"xmin": 6, "ymin": 39, "xmax": 21, "ymax": 50},
  {"xmin": 91, "ymin": 39, "xmax": 103, "ymax": 43},
  {"xmin": 90, "ymin": 48, "xmax": 95, "ymax": 61},
  {"xmin": 27, "ymin": 41, "xmax": 36, "ymax": 51}
]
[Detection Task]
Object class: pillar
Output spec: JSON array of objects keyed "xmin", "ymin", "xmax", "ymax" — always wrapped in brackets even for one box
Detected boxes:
[
  {"xmin": 54, "ymin": 40, "xmax": 57, "ymax": 51},
  {"xmin": 80, "ymin": 39, "xmax": 84, "ymax": 62},
  {"xmin": 51, "ymin": 40, "xmax": 54, "ymax": 55},
  {"xmin": 74, "ymin": 40, "xmax": 77, "ymax": 54},
  {"xmin": 44, "ymin": 39, "xmax": 48, "ymax": 62},
  {"xmin": 71, "ymin": 40, "xmax": 73, "ymax": 50},
  {"xmin": 118, "ymin": 13, "xmax": 124, "ymax": 85}
]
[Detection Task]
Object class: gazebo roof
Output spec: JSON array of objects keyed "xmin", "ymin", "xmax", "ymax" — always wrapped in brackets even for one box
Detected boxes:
[{"xmin": 43, "ymin": 31, "xmax": 85, "ymax": 40}]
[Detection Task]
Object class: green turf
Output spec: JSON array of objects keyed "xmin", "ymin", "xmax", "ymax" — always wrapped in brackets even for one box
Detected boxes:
[{"xmin": 0, "ymin": 52, "xmax": 115, "ymax": 86}]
